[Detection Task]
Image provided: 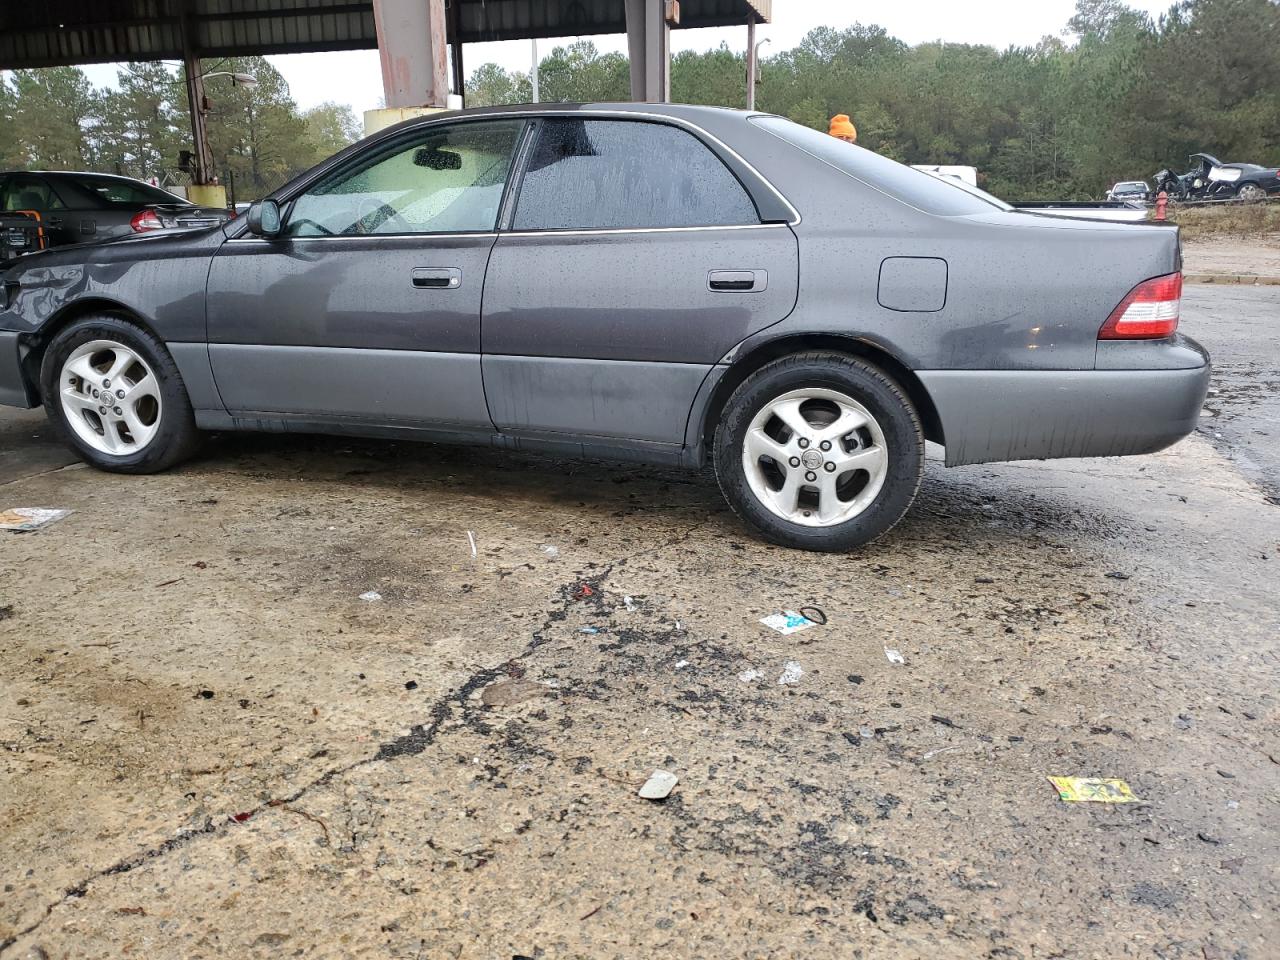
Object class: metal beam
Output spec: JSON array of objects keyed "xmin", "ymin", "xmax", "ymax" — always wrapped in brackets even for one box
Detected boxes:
[
  {"xmin": 0, "ymin": 0, "xmax": 773, "ymax": 71},
  {"xmin": 180, "ymin": 3, "xmax": 214, "ymax": 187},
  {"xmin": 625, "ymin": 0, "xmax": 669, "ymax": 103}
]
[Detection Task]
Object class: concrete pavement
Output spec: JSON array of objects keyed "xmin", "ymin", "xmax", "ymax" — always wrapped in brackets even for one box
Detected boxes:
[{"xmin": 1, "ymin": 287, "xmax": 1276, "ymax": 959}]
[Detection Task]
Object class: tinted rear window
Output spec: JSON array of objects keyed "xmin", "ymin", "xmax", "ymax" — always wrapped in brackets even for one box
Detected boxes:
[
  {"xmin": 513, "ymin": 119, "xmax": 759, "ymax": 230},
  {"xmin": 751, "ymin": 116, "xmax": 999, "ymax": 216},
  {"xmin": 59, "ymin": 174, "xmax": 186, "ymax": 208}
]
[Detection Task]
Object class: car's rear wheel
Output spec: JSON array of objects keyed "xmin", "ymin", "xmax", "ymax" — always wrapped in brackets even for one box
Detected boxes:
[
  {"xmin": 713, "ymin": 352, "xmax": 924, "ymax": 551},
  {"xmin": 1235, "ymin": 183, "xmax": 1266, "ymax": 203},
  {"xmin": 40, "ymin": 314, "xmax": 199, "ymax": 473}
]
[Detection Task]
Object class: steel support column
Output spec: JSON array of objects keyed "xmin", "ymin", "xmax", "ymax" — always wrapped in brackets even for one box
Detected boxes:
[
  {"xmin": 371, "ymin": 0, "xmax": 449, "ymax": 109},
  {"xmin": 625, "ymin": 0, "xmax": 670, "ymax": 103},
  {"xmin": 179, "ymin": 1, "xmax": 213, "ymax": 187},
  {"xmin": 448, "ymin": 0, "xmax": 464, "ymax": 101}
]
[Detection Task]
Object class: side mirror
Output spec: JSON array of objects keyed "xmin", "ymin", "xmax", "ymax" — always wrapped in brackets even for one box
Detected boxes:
[
  {"xmin": 413, "ymin": 147, "xmax": 462, "ymax": 170},
  {"xmin": 246, "ymin": 199, "xmax": 282, "ymax": 237}
]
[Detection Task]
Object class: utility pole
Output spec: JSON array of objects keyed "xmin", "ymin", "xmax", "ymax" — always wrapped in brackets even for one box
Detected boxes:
[
  {"xmin": 183, "ymin": 55, "xmax": 212, "ymax": 186},
  {"xmin": 531, "ymin": 38, "xmax": 539, "ymax": 102},
  {"xmin": 179, "ymin": 1, "xmax": 212, "ymax": 188}
]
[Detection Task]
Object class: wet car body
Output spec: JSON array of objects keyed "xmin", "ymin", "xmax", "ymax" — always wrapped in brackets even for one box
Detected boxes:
[{"xmin": 0, "ymin": 103, "xmax": 1209, "ymax": 514}]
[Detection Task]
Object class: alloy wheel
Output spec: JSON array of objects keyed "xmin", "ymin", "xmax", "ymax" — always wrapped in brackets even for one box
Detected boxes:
[
  {"xmin": 59, "ymin": 339, "xmax": 163, "ymax": 456},
  {"xmin": 741, "ymin": 387, "xmax": 888, "ymax": 527}
]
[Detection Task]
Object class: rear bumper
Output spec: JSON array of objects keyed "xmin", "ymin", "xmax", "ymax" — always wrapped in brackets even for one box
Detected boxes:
[
  {"xmin": 919, "ymin": 347, "xmax": 1211, "ymax": 467},
  {"xmin": 0, "ymin": 331, "xmax": 37, "ymax": 408}
]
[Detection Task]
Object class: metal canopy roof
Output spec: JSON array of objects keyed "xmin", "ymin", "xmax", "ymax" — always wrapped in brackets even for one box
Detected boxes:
[{"xmin": 0, "ymin": 0, "xmax": 772, "ymax": 69}]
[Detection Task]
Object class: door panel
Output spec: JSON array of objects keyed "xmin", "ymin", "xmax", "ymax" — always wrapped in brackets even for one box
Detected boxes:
[
  {"xmin": 483, "ymin": 355, "xmax": 712, "ymax": 443},
  {"xmin": 207, "ymin": 235, "xmax": 495, "ymax": 422},
  {"xmin": 481, "ymin": 225, "xmax": 799, "ymax": 442},
  {"xmin": 206, "ymin": 117, "xmax": 526, "ymax": 425},
  {"xmin": 207, "ymin": 343, "xmax": 489, "ymax": 426}
]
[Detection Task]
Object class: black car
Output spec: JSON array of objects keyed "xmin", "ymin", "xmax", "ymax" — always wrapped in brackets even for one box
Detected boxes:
[
  {"xmin": 1153, "ymin": 153, "xmax": 1280, "ymax": 202},
  {"xmin": 0, "ymin": 171, "xmax": 230, "ymax": 247}
]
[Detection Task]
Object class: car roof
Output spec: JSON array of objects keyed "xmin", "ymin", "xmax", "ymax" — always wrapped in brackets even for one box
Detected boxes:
[
  {"xmin": 373, "ymin": 101, "xmax": 763, "ymax": 139},
  {"xmin": 405, "ymin": 101, "xmax": 756, "ymax": 119}
]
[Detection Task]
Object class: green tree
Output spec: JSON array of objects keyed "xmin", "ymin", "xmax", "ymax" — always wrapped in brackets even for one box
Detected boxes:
[
  {"xmin": 465, "ymin": 62, "xmax": 530, "ymax": 106},
  {"xmin": 0, "ymin": 75, "xmax": 19, "ymax": 168},
  {"xmin": 6, "ymin": 67, "xmax": 98, "ymax": 169},
  {"xmin": 197, "ymin": 57, "xmax": 313, "ymax": 197},
  {"xmin": 536, "ymin": 41, "xmax": 629, "ymax": 102},
  {"xmin": 303, "ymin": 101, "xmax": 363, "ymax": 161},
  {"xmin": 97, "ymin": 61, "xmax": 186, "ymax": 178},
  {"xmin": 671, "ymin": 44, "xmax": 747, "ymax": 107},
  {"xmin": 3, "ymin": 0, "xmax": 1277, "ymax": 202}
]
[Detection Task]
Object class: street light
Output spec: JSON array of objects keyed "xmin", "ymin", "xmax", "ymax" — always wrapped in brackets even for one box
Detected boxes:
[
  {"xmin": 204, "ymin": 71, "xmax": 258, "ymax": 88},
  {"xmin": 185, "ymin": 70, "xmax": 257, "ymax": 192}
]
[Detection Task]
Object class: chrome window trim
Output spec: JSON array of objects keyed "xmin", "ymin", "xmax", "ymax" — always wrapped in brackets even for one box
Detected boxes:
[
  {"xmin": 500, "ymin": 222, "xmax": 792, "ymax": 239},
  {"xmin": 227, "ymin": 232, "xmax": 500, "ymax": 244},
  {"xmin": 249, "ymin": 108, "xmax": 801, "ymax": 231}
]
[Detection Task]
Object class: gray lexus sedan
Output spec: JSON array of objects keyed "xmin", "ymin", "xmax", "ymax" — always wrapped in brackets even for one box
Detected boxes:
[{"xmin": 0, "ymin": 103, "xmax": 1210, "ymax": 551}]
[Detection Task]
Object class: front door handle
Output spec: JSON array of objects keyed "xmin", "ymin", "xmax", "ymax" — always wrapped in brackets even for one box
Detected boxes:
[
  {"xmin": 708, "ymin": 269, "xmax": 767, "ymax": 292},
  {"xmin": 45, "ymin": 216, "xmax": 63, "ymax": 228},
  {"xmin": 411, "ymin": 267, "xmax": 461, "ymax": 289}
]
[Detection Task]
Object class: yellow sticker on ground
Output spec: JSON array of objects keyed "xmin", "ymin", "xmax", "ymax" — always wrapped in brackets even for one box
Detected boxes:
[{"xmin": 1048, "ymin": 776, "xmax": 1144, "ymax": 803}]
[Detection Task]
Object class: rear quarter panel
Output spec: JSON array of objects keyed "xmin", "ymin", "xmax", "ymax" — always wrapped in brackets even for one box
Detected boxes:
[
  {"xmin": 772, "ymin": 210, "xmax": 1177, "ymax": 373},
  {"xmin": 699, "ymin": 112, "xmax": 1180, "ymax": 372}
]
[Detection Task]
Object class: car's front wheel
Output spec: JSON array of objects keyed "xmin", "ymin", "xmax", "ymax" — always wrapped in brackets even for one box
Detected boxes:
[
  {"xmin": 40, "ymin": 314, "xmax": 200, "ymax": 473},
  {"xmin": 713, "ymin": 352, "xmax": 924, "ymax": 551}
]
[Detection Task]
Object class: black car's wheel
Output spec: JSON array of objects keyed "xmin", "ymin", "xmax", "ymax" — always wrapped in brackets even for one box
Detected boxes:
[
  {"xmin": 713, "ymin": 352, "xmax": 924, "ymax": 552},
  {"xmin": 40, "ymin": 314, "xmax": 200, "ymax": 473},
  {"xmin": 1235, "ymin": 183, "xmax": 1267, "ymax": 203}
]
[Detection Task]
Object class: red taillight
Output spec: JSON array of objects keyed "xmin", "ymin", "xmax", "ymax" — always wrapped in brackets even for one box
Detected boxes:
[
  {"xmin": 1099, "ymin": 272, "xmax": 1181, "ymax": 340},
  {"xmin": 130, "ymin": 209, "xmax": 164, "ymax": 232}
]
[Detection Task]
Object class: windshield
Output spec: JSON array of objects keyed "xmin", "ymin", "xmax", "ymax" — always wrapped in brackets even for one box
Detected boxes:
[
  {"xmin": 750, "ymin": 115, "xmax": 1002, "ymax": 216},
  {"xmin": 60, "ymin": 174, "xmax": 188, "ymax": 208}
]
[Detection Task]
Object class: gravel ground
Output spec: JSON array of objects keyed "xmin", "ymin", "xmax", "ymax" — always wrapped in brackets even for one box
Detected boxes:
[
  {"xmin": 0, "ymin": 287, "xmax": 1276, "ymax": 960},
  {"xmin": 1182, "ymin": 235, "xmax": 1280, "ymax": 278}
]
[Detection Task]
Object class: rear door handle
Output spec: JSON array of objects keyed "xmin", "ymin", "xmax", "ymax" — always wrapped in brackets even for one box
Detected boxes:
[
  {"xmin": 411, "ymin": 267, "xmax": 461, "ymax": 289},
  {"xmin": 708, "ymin": 269, "xmax": 767, "ymax": 292}
]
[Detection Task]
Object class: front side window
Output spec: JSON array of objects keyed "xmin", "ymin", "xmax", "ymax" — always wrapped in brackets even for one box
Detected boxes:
[
  {"xmin": 286, "ymin": 119, "xmax": 524, "ymax": 237},
  {"xmin": 512, "ymin": 119, "xmax": 759, "ymax": 231},
  {"xmin": 3, "ymin": 176, "xmax": 65, "ymax": 213}
]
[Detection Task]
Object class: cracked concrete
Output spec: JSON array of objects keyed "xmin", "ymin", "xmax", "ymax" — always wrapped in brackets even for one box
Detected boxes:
[{"xmin": 1, "ymin": 287, "xmax": 1278, "ymax": 959}]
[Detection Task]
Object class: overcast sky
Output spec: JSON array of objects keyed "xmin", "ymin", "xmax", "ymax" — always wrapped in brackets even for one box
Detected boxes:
[{"xmin": 78, "ymin": 0, "xmax": 1176, "ymax": 116}]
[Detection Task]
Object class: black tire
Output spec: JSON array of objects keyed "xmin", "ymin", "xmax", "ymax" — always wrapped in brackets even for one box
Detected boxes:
[
  {"xmin": 713, "ymin": 352, "xmax": 924, "ymax": 552},
  {"xmin": 40, "ymin": 313, "xmax": 200, "ymax": 474}
]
